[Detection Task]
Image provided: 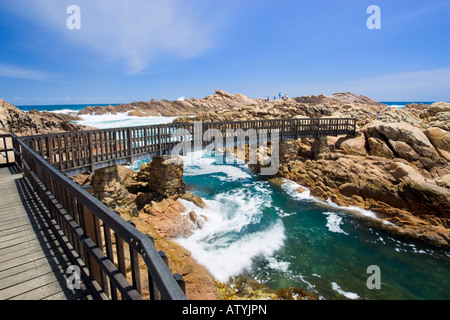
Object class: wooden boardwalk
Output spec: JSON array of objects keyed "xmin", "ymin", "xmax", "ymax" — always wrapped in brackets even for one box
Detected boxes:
[{"xmin": 0, "ymin": 167, "xmax": 93, "ymax": 300}]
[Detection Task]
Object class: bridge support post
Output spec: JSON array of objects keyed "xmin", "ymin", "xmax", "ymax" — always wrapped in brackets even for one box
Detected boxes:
[
  {"xmin": 88, "ymin": 132, "xmax": 95, "ymax": 173},
  {"xmin": 127, "ymin": 128, "xmax": 134, "ymax": 165},
  {"xmin": 80, "ymin": 206, "xmax": 104, "ymax": 289}
]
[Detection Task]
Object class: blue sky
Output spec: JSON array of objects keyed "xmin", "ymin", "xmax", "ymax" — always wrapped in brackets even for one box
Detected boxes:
[{"xmin": 0, "ymin": 0, "xmax": 449, "ymax": 106}]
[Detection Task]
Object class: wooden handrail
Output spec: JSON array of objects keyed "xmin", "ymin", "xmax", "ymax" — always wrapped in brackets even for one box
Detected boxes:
[
  {"xmin": 20, "ymin": 117, "xmax": 357, "ymax": 176},
  {"xmin": 0, "ymin": 134, "xmax": 15, "ymax": 166},
  {"xmin": 12, "ymin": 134, "xmax": 187, "ymax": 300}
]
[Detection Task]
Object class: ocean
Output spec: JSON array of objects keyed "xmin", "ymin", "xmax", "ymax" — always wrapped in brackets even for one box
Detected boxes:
[{"xmin": 15, "ymin": 101, "xmax": 450, "ymax": 300}]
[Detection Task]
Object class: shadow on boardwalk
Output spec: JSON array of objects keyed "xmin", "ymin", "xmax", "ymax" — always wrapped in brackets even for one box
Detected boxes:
[{"xmin": 0, "ymin": 165, "xmax": 95, "ymax": 300}]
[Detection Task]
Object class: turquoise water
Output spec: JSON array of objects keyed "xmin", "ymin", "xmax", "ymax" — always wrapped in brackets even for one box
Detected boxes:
[{"xmin": 164, "ymin": 152, "xmax": 450, "ymax": 300}]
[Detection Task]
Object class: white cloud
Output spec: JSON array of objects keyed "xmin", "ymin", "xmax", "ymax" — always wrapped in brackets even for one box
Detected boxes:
[
  {"xmin": 7, "ymin": 0, "xmax": 229, "ymax": 74},
  {"xmin": 0, "ymin": 62, "xmax": 56, "ymax": 81}
]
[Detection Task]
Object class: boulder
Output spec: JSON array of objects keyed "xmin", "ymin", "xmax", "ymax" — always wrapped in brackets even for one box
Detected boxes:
[
  {"xmin": 423, "ymin": 127, "xmax": 450, "ymax": 161},
  {"xmin": 435, "ymin": 175, "xmax": 450, "ymax": 189},
  {"xmin": 426, "ymin": 102, "xmax": 450, "ymax": 117},
  {"xmin": 390, "ymin": 162, "xmax": 450, "ymax": 218},
  {"xmin": 365, "ymin": 121, "xmax": 440, "ymax": 164},
  {"xmin": 335, "ymin": 133, "xmax": 368, "ymax": 156},
  {"xmin": 91, "ymin": 166, "xmax": 138, "ymax": 217},
  {"xmin": 147, "ymin": 156, "xmax": 186, "ymax": 200},
  {"xmin": 141, "ymin": 199, "xmax": 195, "ymax": 238},
  {"xmin": 367, "ymin": 137, "xmax": 394, "ymax": 158},
  {"xmin": 181, "ymin": 193, "xmax": 207, "ymax": 209},
  {"xmin": 1, "ymin": 99, "xmax": 90, "ymax": 136}
]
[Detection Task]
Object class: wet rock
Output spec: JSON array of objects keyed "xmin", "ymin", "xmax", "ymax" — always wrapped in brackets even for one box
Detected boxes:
[{"xmin": 141, "ymin": 198, "xmax": 195, "ymax": 238}]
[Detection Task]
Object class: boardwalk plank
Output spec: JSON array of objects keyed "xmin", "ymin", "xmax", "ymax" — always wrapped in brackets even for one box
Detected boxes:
[
  {"xmin": 0, "ymin": 270, "xmax": 68, "ymax": 300},
  {"xmin": 0, "ymin": 255, "xmax": 58, "ymax": 280},
  {"xmin": 0, "ymin": 167, "xmax": 91, "ymax": 300},
  {"xmin": 0, "ymin": 233, "xmax": 58, "ymax": 259},
  {"xmin": 0, "ymin": 223, "xmax": 39, "ymax": 238},
  {"xmin": 0, "ymin": 259, "xmax": 69, "ymax": 290},
  {"xmin": 0, "ymin": 243, "xmax": 65, "ymax": 272}
]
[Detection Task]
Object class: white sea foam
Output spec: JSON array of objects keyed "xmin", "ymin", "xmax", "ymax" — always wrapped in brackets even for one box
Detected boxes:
[
  {"xmin": 175, "ymin": 181, "xmax": 286, "ymax": 283},
  {"xmin": 182, "ymin": 151, "xmax": 252, "ymax": 182},
  {"xmin": 281, "ymin": 179, "xmax": 312, "ymax": 201},
  {"xmin": 266, "ymin": 256, "xmax": 290, "ymax": 273},
  {"xmin": 331, "ymin": 282, "xmax": 360, "ymax": 300},
  {"xmin": 281, "ymin": 179, "xmax": 386, "ymax": 223},
  {"xmin": 176, "ymin": 216, "xmax": 286, "ymax": 283},
  {"xmin": 75, "ymin": 112, "xmax": 178, "ymax": 129},
  {"xmin": 324, "ymin": 198, "xmax": 379, "ymax": 220},
  {"xmin": 47, "ymin": 108, "xmax": 80, "ymax": 115},
  {"xmin": 323, "ymin": 212, "xmax": 348, "ymax": 235},
  {"xmin": 387, "ymin": 104, "xmax": 406, "ymax": 108}
]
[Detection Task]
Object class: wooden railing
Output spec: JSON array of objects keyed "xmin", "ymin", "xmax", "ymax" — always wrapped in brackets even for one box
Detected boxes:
[
  {"xmin": 12, "ymin": 135, "xmax": 187, "ymax": 300},
  {"xmin": 0, "ymin": 134, "xmax": 15, "ymax": 167},
  {"xmin": 21, "ymin": 118, "xmax": 356, "ymax": 176}
]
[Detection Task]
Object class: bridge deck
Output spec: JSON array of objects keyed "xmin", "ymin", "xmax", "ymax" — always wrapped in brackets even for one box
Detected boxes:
[{"xmin": 0, "ymin": 167, "xmax": 93, "ymax": 300}]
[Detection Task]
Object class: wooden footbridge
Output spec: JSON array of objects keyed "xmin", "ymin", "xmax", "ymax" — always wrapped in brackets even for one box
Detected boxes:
[{"xmin": 0, "ymin": 118, "xmax": 356, "ymax": 300}]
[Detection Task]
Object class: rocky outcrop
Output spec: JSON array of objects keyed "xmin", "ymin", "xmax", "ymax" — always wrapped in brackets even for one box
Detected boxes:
[
  {"xmin": 91, "ymin": 166, "xmax": 138, "ymax": 217},
  {"xmin": 118, "ymin": 160, "xmax": 219, "ymax": 299},
  {"xmin": 77, "ymin": 90, "xmax": 386, "ymax": 129},
  {"xmin": 271, "ymin": 115, "xmax": 450, "ymax": 248},
  {"xmin": 173, "ymin": 92, "xmax": 385, "ymax": 128},
  {"xmin": 404, "ymin": 102, "xmax": 450, "ymax": 130},
  {"xmin": 147, "ymin": 156, "xmax": 186, "ymax": 200},
  {"xmin": 423, "ymin": 127, "xmax": 450, "ymax": 161},
  {"xmin": 140, "ymin": 198, "xmax": 194, "ymax": 238},
  {"xmin": 0, "ymin": 99, "xmax": 90, "ymax": 136},
  {"xmin": 364, "ymin": 121, "xmax": 444, "ymax": 172},
  {"xmin": 123, "ymin": 156, "xmax": 186, "ymax": 210},
  {"xmin": 78, "ymin": 89, "xmax": 261, "ymax": 118}
]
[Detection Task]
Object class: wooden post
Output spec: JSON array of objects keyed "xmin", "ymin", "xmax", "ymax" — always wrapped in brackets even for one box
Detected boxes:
[
  {"xmin": 173, "ymin": 273, "xmax": 186, "ymax": 295},
  {"xmin": 103, "ymin": 223, "xmax": 118, "ymax": 300},
  {"xmin": 87, "ymin": 132, "xmax": 95, "ymax": 173},
  {"xmin": 45, "ymin": 136, "xmax": 52, "ymax": 164},
  {"xmin": 158, "ymin": 126, "xmax": 162, "ymax": 156},
  {"xmin": 80, "ymin": 206, "xmax": 103, "ymax": 289},
  {"xmin": 127, "ymin": 128, "xmax": 134, "ymax": 164},
  {"xmin": 128, "ymin": 221, "xmax": 142, "ymax": 295}
]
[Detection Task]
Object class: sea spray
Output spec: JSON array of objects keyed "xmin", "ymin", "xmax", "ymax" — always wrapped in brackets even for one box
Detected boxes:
[
  {"xmin": 323, "ymin": 212, "xmax": 348, "ymax": 235},
  {"xmin": 75, "ymin": 112, "xmax": 178, "ymax": 129},
  {"xmin": 176, "ymin": 187, "xmax": 286, "ymax": 283},
  {"xmin": 280, "ymin": 179, "xmax": 382, "ymax": 221}
]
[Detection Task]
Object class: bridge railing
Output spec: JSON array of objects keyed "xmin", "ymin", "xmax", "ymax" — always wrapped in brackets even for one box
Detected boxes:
[
  {"xmin": 0, "ymin": 134, "xmax": 15, "ymax": 167},
  {"xmin": 12, "ymin": 135, "xmax": 187, "ymax": 300},
  {"xmin": 21, "ymin": 117, "xmax": 356, "ymax": 175}
]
